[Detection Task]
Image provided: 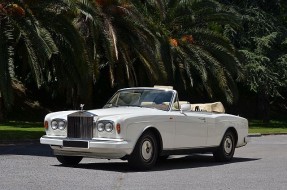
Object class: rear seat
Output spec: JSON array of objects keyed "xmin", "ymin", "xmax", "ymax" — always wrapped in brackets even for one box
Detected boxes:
[
  {"xmin": 141, "ymin": 100, "xmax": 225, "ymax": 113},
  {"xmin": 191, "ymin": 102, "xmax": 225, "ymax": 113},
  {"xmin": 174, "ymin": 101, "xmax": 225, "ymax": 113}
]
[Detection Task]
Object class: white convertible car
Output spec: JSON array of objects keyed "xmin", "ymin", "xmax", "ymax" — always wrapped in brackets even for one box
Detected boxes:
[{"xmin": 40, "ymin": 86, "xmax": 249, "ymax": 170}]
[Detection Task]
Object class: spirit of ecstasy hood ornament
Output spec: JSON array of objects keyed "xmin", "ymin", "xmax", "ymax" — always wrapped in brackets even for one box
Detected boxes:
[{"xmin": 80, "ymin": 104, "xmax": 85, "ymax": 112}]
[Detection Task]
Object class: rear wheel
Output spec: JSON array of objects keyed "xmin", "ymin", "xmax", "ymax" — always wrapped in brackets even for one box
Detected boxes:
[
  {"xmin": 213, "ymin": 131, "xmax": 235, "ymax": 162},
  {"xmin": 128, "ymin": 131, "xmax": 158, "ymax": 170},
  {"xmin": 56, "ymin": 155, "xmax": 83, "ymax": 166}
]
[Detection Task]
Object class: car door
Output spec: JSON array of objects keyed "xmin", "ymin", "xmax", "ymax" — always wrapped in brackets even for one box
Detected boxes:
[{"xmin": 172, "ymin": 111, "xmax": 208, "ymax": 148}]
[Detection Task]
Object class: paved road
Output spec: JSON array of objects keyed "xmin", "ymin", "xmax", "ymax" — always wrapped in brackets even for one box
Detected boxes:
[{"xmin": 1, "ymin": 135, "xmax": 287, "ymax": 190}]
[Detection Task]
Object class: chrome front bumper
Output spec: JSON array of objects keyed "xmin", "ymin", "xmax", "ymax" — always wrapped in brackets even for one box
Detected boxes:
[{"xmin": 40, "ymin": 136, "xmax": 133, "ymax": 159}]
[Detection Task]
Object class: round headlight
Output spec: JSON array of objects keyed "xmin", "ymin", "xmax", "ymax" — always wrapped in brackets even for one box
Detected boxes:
[
  {"xmin": 105, "ymin": 122, "xmax": 113, "ymax": 132},
  {"xmin": 51, "ymin": 120, "xmax": 58, "ymax": 130},
  {"xmin": 97, "ymin": 122, "xmax": 105, "ymax": 132},
  {"xmin": 58, "ymin": 120, "xmax": 66, "ymax": 130}
]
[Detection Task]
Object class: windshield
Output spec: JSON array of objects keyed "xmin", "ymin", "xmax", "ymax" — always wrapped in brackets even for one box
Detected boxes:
[{"xmin": 104, "ymin": 89, "xmax": 174, "ymax": 111}]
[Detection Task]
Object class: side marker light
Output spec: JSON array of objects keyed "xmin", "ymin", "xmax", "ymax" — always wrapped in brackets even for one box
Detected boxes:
[
  {"xmin": 116, "ymin": 123, "xmax": 121, "ymax": 134},
  {"xmin": 44, "ymin": 121, "xmax": 49, "ymax": 129}
]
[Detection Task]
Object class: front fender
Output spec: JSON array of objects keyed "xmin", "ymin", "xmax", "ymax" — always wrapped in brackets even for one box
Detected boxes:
[
  {"xmin": 126, "ymin": 121, "xmax": 174, "ymax": 154},
  {"xmin": 126, "ymin": 123, "xmax": 154, "ymax": 153}
]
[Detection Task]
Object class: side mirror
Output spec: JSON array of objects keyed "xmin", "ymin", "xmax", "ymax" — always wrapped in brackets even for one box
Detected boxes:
[{"xmin": 180, "ymin": 104, "xmax": 191, "ymax": 113}]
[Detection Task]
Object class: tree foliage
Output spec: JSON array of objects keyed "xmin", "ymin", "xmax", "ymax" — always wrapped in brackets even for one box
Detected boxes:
[
  {"xmin": 0, "ymin": 0, "xmax": 286, "ymax": 121},
  {"xmin": 72, "ymin": 0, "xmax": 167, "ymax": 88},
  {"xmin": 221, "ymin": 0, "xmax": 287, "ymax": 121},
  {"xmin": 133, "ymin": 0, "xmax": 243, "ymax": 104},
  {"xmin": 0, "ymin": 0, "xmax": 58, "ymax": 108},
  {"xmin": 0, "ymin": 0, "xmax": 92, "ymax": 109},
  {"xmin": 221, "ymin": 0, "xmax": 287, "ymax": 96}
]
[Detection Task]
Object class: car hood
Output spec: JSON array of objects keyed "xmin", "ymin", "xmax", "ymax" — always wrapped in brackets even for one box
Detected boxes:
[
  {"xmin": 45, "ymin": 107, "xmax": 163, "ymax": 120},
  {"xmin": 89, "ymin": 107, "xmax": 160, "ymax": 117}
]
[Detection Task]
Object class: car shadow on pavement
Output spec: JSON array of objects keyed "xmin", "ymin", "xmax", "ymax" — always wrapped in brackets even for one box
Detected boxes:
[
  {"xmin": 54, "ymin": 154, "xmax": 260, "ymax": 173},
  {"xmin": 154, "ymin": 155, "xmax": 259, "ymax": 171},
  {"xmin": 0, "ymin": 144, "xmax": 53, "ymax": 157}
]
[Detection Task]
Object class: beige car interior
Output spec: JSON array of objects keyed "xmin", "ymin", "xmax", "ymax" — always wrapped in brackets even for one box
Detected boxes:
[{"xmin": 153, "ymin": 85, "xmax": 225, "ymax": 113}]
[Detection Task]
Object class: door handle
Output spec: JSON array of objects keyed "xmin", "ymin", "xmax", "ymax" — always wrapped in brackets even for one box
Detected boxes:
[{"xmin": 198, "ymin": 117, "xmax": 206, "ymax": 121}]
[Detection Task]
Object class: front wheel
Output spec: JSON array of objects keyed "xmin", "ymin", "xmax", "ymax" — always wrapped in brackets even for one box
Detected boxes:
[
  {"xmin": 56, "ymin": 155, "xmax": 83, "ymax": 166},
  {"xmin": 213, "ymin": 131, "xmax": 235, "ymax": 162},
  {"xmin": 128, "ymin": 131, "xmax": 158, "ymax": 170}
]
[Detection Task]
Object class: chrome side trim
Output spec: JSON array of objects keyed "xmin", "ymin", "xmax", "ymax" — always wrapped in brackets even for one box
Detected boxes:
[{"xmin": 161, "ymin": 146, "xmax": 218, "ymax": 156}]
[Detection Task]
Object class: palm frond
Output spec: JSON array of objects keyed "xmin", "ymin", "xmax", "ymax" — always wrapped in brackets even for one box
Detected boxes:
[{"xmin": 0, "ymin": 24, "xmax": 14, "ymax": 109}]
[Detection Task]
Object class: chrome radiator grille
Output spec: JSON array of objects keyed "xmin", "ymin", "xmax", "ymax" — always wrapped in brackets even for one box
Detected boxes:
[{"xmin": 67, "ymin": 111, "xmax": 94, "ymax": 139}]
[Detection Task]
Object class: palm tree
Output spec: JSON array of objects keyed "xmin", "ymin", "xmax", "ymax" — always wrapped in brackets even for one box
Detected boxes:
[
  {"xmin": 69, "ymin": 0, "xmax": 167, "ymax": 88},
  {"xmin": 0, "ymin": 1, "xmax": 58, "ymax": 112},
  {"xmin": 133, "ymin": 0, "xmax": 243, "ymax": 104},
  {"xmin": 27, "ymin": 0, "xmax": 94, "ymax": 108},
  {"xmin": 0, "ymin": 0, "xmax": 92, "ymax": 118}
]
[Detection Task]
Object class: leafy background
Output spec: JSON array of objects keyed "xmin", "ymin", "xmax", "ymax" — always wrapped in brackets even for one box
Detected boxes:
[{"xmin": 0, "ymin": 0, "xmax": 286, "ymax": 123}]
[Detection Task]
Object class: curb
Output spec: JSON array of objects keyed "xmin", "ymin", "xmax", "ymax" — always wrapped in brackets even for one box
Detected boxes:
[
  {"xmin": 248, "ymin": 133, "xmax": 287, "ymax": 137},
  {"xmin": 248, "ymin": 133, "xmax": 262, "ymax": 137},
  {"xmin": 261, "ymin": 133, "xmax": 287, "ymax": 136}
]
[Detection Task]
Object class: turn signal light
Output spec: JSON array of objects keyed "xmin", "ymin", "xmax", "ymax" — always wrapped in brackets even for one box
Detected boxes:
[
  {"xmin": 44, "ymin": 121, "xmax": 48, "ymax": 129},
  {"xmin": 116, "ymin": 123, "xmax": 121, "ymax": 134}
]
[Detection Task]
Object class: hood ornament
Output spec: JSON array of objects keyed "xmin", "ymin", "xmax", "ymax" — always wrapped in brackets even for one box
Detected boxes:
[{"xmin": 80, "ymin": 104, "xmax": 85, "ymax": 112}]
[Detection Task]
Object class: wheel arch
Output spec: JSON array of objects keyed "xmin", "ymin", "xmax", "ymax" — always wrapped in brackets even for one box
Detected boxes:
[
  {"xmin": 131, "ymin": 126, "xmax": 163, "ymax": 156},
  {"xmin": 225, "ymin": 127, "xmax": 238, "ymax": 146},
  {"xmin": 144, "ymin": 127, "xmax": 163, "ymax": 155},
  {"xmin": 127, "ymin": 126, "xmax": 162, "ymax": 170}
]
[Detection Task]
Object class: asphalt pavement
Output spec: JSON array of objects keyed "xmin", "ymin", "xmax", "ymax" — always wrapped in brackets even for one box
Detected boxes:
[{"xmin": 0, "ymin": 135, "xmax": 287, "ymax": 190}]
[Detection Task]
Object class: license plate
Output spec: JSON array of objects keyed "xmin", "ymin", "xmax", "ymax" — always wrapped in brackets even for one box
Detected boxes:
[{"xmin": 63, "ymin": 140, "xmax": 88, "ymax": 148}]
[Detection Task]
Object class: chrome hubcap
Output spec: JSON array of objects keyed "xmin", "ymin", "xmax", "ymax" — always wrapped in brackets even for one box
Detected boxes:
[
  {"xmin": 141, "ymin": 139, "xmax": 153, "ymax": 161},
  {"xmin": 224, "ymin": 137, "xmax": 233, "ymax": 154}
]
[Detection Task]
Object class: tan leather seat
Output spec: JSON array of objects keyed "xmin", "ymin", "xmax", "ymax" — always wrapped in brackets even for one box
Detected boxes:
[
  {"xmin": 173, "ymin": 101, "xmax": 190, "ymax": 110},
  {"xmin": 191, "ymin": 102, "xmax": 225, "ymax": 113},
  {"xmin": 140, "ymin": 102, "xmax": 154, "ymax": 106}
]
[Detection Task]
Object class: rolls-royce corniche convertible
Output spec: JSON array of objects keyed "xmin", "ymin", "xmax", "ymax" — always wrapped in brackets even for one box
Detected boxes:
[{"xmin": 40, "ymin": 86, "xmax": 249, "ymax": 170}]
